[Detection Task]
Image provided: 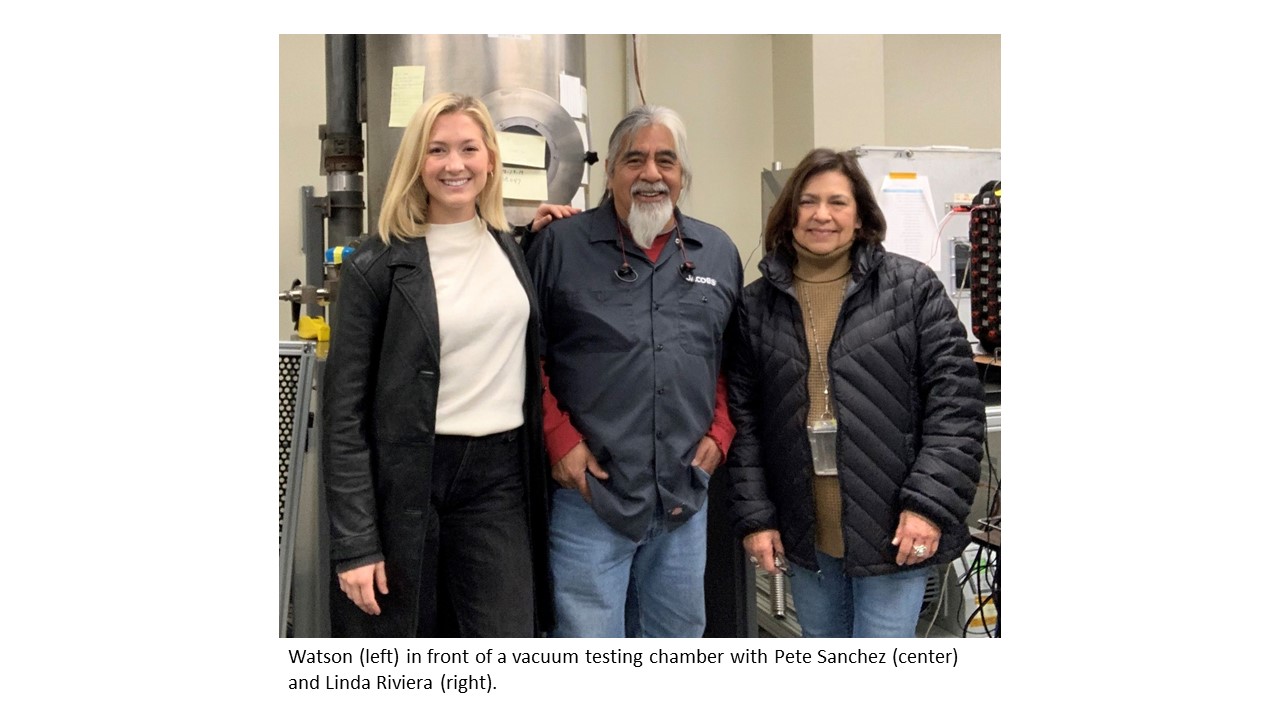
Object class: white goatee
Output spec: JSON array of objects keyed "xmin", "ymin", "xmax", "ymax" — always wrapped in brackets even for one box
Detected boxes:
[{"xmin": 626, "ymin": 181, "xmax": 673, "ymax": 249}]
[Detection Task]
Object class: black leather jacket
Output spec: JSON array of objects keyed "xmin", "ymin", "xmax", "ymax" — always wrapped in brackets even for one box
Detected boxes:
[
  {"xmin": 321, "ymin": 227, "xmax": 552, "ymax": 636},
  {"xmin": 726, "ymin": 242, "xmax": 984, "ymax": 576}
]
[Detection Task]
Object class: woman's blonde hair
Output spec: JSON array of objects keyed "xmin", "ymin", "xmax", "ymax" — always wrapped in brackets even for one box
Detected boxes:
[{"xmin": 377, "ymin": 93, "xmax": 509, "ymax": 242}]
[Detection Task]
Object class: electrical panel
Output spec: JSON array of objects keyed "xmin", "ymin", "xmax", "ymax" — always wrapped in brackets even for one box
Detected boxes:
[{"xmin": 969, "ymin": 183, "xmax": 1001, "ymax": 354}]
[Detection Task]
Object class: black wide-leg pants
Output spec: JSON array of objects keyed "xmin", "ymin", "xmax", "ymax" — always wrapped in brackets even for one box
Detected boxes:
[{"xmin": 417, "ymin": 428, "xmax": 536, "ymax": 637}]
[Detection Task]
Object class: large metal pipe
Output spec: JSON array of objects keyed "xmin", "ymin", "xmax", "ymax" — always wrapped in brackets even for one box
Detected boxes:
[{"xmin": 323, "ymin": 34, "xmax": 365, "ymax": 254}]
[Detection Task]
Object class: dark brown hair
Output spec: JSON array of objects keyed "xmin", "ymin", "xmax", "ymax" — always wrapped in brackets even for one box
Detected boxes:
[{"xmin": 764, "ymin": 148, "xmax": 886, "ymax": 267}]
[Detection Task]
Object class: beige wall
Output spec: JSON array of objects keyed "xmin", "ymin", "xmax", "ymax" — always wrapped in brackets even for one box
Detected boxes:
[
  {"xmin": 277, "ymin": 34, "xmax": 1000, "ymax": 338},
  {"xmin": 279, "ymin": 35, "xmax": 326, "ymax": 341},
  {"xmin": 641, "ymin": 35, "xmax": 775, "ymax": 272},
  {"xmin": 812, "ymin": 34, "xmax": 887, "ymax": 151},
  {"xmin": 885, "ymin": 35, "xmax": 1001, "ymax": 147},
  {"xmin": 584, "ymin": 35, "xmax": 625, "ymax": 209},
  {"xmin": 770, "ymin": 34, "xmax": 1000, "ymax": 155},
  {"xmin": 771, "ymin": 35, "xmax": 815, "ymax": 181}
]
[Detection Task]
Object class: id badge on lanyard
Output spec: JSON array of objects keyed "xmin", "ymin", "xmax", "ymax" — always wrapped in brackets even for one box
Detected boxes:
[
  {"xmin": 801, "ymin": 283, "xmax": 842, "ymax": 477},
  {"xmin": 808, "ymin": 415, "xmax": 838, "ymax": 476}
]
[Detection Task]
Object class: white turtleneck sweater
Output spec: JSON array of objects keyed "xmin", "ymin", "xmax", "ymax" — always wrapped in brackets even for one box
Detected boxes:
[{"xmin": 426, "ymin": 217, "xmax": 529, "ymax": 436}]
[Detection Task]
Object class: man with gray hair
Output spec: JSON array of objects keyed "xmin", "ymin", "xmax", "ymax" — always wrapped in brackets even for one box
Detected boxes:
[{"xmin": 525, "ymin": 105, "xmax": 743, "ymax": 637}]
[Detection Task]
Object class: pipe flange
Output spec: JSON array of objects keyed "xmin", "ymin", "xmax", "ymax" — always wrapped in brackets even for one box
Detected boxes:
[{"xmin": 481, "ymin": 88, "xmax": 586, "ymax": 227}]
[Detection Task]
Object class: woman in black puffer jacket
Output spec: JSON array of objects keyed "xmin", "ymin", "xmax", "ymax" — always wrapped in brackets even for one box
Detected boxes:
[{"xmin": 727, "ymin": 148, "xmax": 985, "ymax": 638}]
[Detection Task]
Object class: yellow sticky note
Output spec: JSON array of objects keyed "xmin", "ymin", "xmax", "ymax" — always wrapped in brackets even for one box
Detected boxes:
[
  {"xmin": 498, "ymin": 131, "xmax": 547, "ymax": 169},
  {"xmin": 502, "ymin": 167, "xmax": 548, "ymax": 202},
  {"xmin": 389, "ymin": 66, "xmax": 426, "ymax": 128}
]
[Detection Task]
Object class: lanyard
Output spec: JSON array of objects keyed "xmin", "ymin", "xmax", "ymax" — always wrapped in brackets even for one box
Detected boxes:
[{"xmin": 800, "ymin": 283, "xmax": 835, "ymax": 422}]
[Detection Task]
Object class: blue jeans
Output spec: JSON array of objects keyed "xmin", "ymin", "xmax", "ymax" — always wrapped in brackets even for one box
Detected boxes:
[
  {"xmin": 548, "ymin": 488, "xmax": 706, "ymax": 638},
  {"xmin": 789, "ymin": 550, "xmax": 929, "ymax": 638}
]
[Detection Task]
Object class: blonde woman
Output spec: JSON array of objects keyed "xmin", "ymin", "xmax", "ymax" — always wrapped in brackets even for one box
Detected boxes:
[{"xmin": 323, "ymin": 93, "xmax": 573, "ymax": 637}]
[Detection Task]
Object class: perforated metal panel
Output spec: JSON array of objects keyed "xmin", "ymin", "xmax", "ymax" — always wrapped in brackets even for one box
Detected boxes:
[
  {"xmin": 279, "ymin": 341, "xmax": 316, "ymax": 637},
  {"xmin": 279, "ymin": 354, "xmax": 301, "ymax": 543}
]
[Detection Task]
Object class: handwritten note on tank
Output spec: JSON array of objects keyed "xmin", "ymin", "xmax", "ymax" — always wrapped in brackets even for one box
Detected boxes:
[
  {"xmin": 502, "ymin": 167, "xmax": 548, "ymax": 202},
  {"xmin": 498, "ymin": 132, "xmax": 546, "ymax": 169},
  {"xmin": 388, "ymin": 66, "xmax": 425, "ymax": 128}
]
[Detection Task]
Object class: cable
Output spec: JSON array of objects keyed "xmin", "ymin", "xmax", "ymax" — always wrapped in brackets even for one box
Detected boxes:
[
  {"xmin": 979, "ymin": 546, "xmax": 998, "ymax": 637},
  {"xmin": 955, "ymin": 552, "xmax": 977, "ymax": 631},
  {"xmin": 742, "ymin": 232, "xmax": 764, "ymax": 272},
  {"xmin": 954, "ymin": 544, "xmax": 998, "ymax": 638},
  {"xmin": 985, "ymin": 441, "xmax": 1001, "ymax": 521},
  {"xmin": 921, "ymin": 564, "xmax": 952, "ymax": 638},
  {"xmin": 991, "ymin": 547, "xmax": 1001, "ymax": 638},
  {"xmin": 978, "ymin": 360, "xmax": 1001, "ymax": 523},
  {"xmin": 977, "ymin": 543, "xmax": 998, "ymax": 632},
  {"xmin": 963, "ymin": 604, "xmax": 987, "ymax": 636},
  {"xmin": 631, "ymin": 35, "xmax": 647, "ymax": 105},
  {"xmin": 963, "ymin": 546, "xmax": 998, "ymax": 638},
  {"xmin": 926, "ymin": 207, "xmax": 967, "ymax": 268}
]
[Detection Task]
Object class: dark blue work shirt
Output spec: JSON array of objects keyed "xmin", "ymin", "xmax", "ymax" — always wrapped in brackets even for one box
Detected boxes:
[{"xmin": 526, "ymin": 203, "xmax": 743, "ymax": 542}]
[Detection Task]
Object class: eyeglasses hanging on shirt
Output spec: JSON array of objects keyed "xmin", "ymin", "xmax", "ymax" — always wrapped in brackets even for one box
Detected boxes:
[{"xmin": 613, "ymin": 221, "xmax": 696, "ymax": 283}]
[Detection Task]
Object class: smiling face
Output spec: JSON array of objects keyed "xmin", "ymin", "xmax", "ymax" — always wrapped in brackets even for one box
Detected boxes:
[
  {"xmin": 791, "ymin": 170, "xmax": 859, "ymax": 256},
  {"xmin": 607, "ymin": 124, "xmax": 682, "ymax": 229},
  {"xmin": 420, "ymin": 111, "xmax": 493, "ymax": 224}
]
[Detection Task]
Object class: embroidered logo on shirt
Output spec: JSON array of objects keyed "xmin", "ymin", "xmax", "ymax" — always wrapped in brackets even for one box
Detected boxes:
[{"xmin": 693, "ymin": 275, "xmax": 717, "ymax": 287}]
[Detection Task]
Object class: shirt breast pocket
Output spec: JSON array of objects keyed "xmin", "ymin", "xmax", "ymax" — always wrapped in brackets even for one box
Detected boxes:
[
  {"xmin": 678, "ymin": 287, "xmax": 726, "ymax": 357},
  {"xmin": 556, "ymin": 288, "xmax": 639, "ymax": 352}
]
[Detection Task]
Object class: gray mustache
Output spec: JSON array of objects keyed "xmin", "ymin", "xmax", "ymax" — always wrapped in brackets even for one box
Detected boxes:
[{"xmin": 631, "ymin": 182, "xmax": 669, "ymax": 195}]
